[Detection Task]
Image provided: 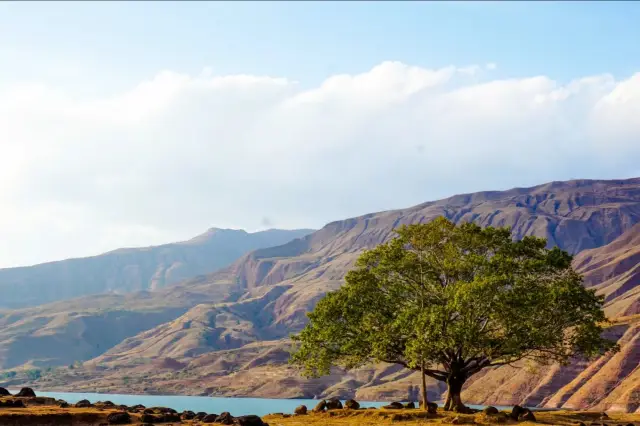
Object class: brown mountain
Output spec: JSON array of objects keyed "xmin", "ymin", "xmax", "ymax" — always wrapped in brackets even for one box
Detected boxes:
[
  {"xmin": 574, "ymin": 222, "xmax": 640, "ymax": 318},
  {"xmin": 6, "ymin": 177, "xmax": 640, "ymax": 412},
  {"xmin": 0, "ymin": 228, "xmax": 314, "ymax": 309}
]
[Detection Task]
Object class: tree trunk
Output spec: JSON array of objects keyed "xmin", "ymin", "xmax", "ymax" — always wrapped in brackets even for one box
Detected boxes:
[
  {"xmin": 444, "ymin": 374, "xmax": 467, "ymax": 412},
  {"xmin": 420, "ymin": 363, "xmax": 429, "ymax": 410}
]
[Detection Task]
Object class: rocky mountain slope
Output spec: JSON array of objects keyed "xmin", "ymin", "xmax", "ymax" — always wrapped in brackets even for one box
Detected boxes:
[
  {"xmin": 0, "ymin": 228, "xmax": 314, "ymax": 309},
  {"xmin": 574, "ymin": 222, "xmax": 640, "ymax": 318},
  {"xmin": 7, "ymin": 177, "xmax": 638, "ymax": 413},
  {"xmin": 35, "ymin": 219, "xmax": 640, "ymax": 403}
]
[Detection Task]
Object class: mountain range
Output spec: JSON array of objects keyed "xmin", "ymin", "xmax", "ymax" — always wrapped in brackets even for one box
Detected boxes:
[
  {"xmin": 1, "ymin": 177, "xmax": 639, "ymax": 412},
  {"xmin": 0, "ymin": 228, "xmax": 314, "ymax": 309}
]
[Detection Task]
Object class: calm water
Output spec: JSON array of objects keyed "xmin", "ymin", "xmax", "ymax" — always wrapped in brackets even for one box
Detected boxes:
[
  {"xmin": 23, "ymin": 391, "xmax": 387, "ymax": 417},
  {"xmin": 13, "ymin": 390, "xmax": 536, "ymax": 416}
]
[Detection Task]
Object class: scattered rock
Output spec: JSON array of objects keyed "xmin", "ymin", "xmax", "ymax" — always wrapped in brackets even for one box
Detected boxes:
[
  {"xmin": 0, "ymin": 400, "xmax": 25, "ymax": 408},
  {"xmin": 383, "ymin": 401, "xmax": 404, "ymax": 410},
  {"xmin": 133, "ymin": 404, "xmax": 146, "ymax": 411},
  {"xmin": 510, "ymin": 405, "xmax": 525, "ymax": 420},
  {"xmin": 0, "ymin": 387, "xmax": 11, "ymax": 396},
  {"xmin": 483, "ymin": 406, "xmax": 499, "ymax": 415},
  {"xmin": 427, "ymin": 402, "xmax": 438, "ymax": 414},
  {"xmin": 345, "ymin": 399, "xmax": 360, "ymax": 410},
  {"xmin": 519, "ymin": 409, "xmax": 536, "ymax": 422},
  {"xmin": 196, "ymin": 411, "xmax": 209, "ymax": 420},
  {"xmin": 15, "ymin": 387, "xmax": 36, "ymax": 397},
  {"xmin": 182, "ymin": 410, "xmax": 196, "ymax": 420},
  {"xmin": 312, "ymin": 400, "xmax": 327, "ymax": 412},
  {"xmin": 403, "ymin": 401, "xmax": 415, "ymax": 409},
  {"xmin": 326, "ymin": 398, "xmax": 343, "ymax": 410},
  {"xmin": 162, "ymin": 413, "xmax": 181, "ymax": 422},
  {"xmin": 294, "ymin": 405, "xmax": 308, "ymax": 415},
  {"xmin": 216, "ymin": 411, "xmax": 234, "ymax": 424},
  {"xmin": 75, "ymin": 399, "xmax": 92, "ymax": 408},
  {"xmin": 97, "ymin": 400, "xmax": 115, "ymax": 407},
  {"xmin": 202, "ymin": 413, "xmax": 218, "ymax": 423},
  {"xmin": 106, "ymin": 412, "xmax": 131, "ymax": 425},
  {"xmin": 235, "ymin": 414, "xmax": 268, "ymax": 426},
  {"xmin": 58, "ymin": 401, "xmax": 69, "ymax": 408},
  {"xmin": 141, "ymin": 413, "xmax": 160, "ymax": 423}
]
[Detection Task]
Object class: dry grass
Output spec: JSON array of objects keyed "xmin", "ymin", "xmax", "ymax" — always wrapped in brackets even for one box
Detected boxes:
[{"xmin": 264, "ymin": 409, "xmax": 640, "ymax": 426}]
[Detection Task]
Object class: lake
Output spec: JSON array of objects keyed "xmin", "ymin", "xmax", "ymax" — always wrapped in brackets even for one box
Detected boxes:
[
  {"xmin": 25, "ymin": 391, "xmax": 387, "ymax": 417},
  {"xmin": 14, "ymin": 390, "xmax": 534, "ymax": 416}
]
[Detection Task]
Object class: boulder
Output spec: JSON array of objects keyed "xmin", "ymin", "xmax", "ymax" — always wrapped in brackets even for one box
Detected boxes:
[
  {"xmin": 510, "ymin": 405, "xmax": 525, "ymax": 420},
  {"xmin": 59, "ymin": 401, "xmax": 70, "ymax": 408},
  {"xmin": 519, "ymin": 409, "xmax": 536, "ymax": 422},
  {"xmin": 75, "ymin": 399, "xmax": 92, "ymax": 408},
  {"xmin": 312, "ymin": 400, "xmax": 327, "ymax": 412},
  {"xmin": 202, "ymin": 413, "xmax": 218, "ymax": 422},
  {"xmin": 196, "ymin": 411, "xmax": 210, "ymax": 420},
  {"xmin": 0, "ymin": 399, "xmax": 25, "ymax": 408},
  {"xmin": 97, "ymin": 400, "xmax": 115, "ymax": 407},
  {"xmin": 483, "ymin": 406, "xmax": 499, "ymax": 415},
  {"xmin": 216, "ymin": 411, "xmax": 234, "ymax": 424},
  {"xmin": 345, "ymin": 399, "xmax": 360, "ymax": 410},
  {"xmin": 235, "ymin": 415, "xmax": 268, "ymax": 426},
  {"xmin": 140, "ymin": 413, "xmax": 160, "ymax": 423},
  {"xmin": 132, "ymin": 404, "xmax": 146, "ymax": 411},
  {"xmin": 403, "ymin": 401, "xmax": 415, "ymax": 409},
  {"xmin": 294, "ymin": 405, "xmax": 308, "ymax": 415},
  {"xmin": 0, "ymin": 387, "xmax": 11, "ymax": 396},
  {"xmin": 162, "ymin": 413, "xmax": 181, "ymax": 422},
  {"xmin": 106, "ymin": 412, "xmax": 131, "ymax": 425},
  {"xmin": 420, "ymin": 401, "xmax": 438, "ymax": 414},
  {"xmin": 15, "ymin": 387, "xmax": 36, "ymax": 397},
  {"xmin": 326, "ymin": 398, "xmax": 343, "ymax": 410},
  {"xmin": 182, "ymin": 410, "xmax": 196, "ymax": 420},
  {"xmin": 383, "ymin": 402, "xmax": 404, "ymax": 410}
]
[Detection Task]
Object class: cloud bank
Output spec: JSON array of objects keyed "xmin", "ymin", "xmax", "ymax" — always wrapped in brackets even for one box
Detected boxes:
[{"xmin": 1, "ymin": 61, "xmax": 639, "ymax": 266}]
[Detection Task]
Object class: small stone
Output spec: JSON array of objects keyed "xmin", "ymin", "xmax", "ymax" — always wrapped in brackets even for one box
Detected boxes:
[
  {"xmin": 106, "ymin": 412, "xmax": 131, "ymax": 425},
  {"xmin": 75, "ymin": 399, "xmax": 92, "ymax": 408},
  {"xmin": 519, "ymin": 409, "xmax": 536, "ymax": 422},
  {"xmin": 483, "ymin": 406, "xmax": 499, "ymax": 415},
  {"xmin": 344, "ymin": 399, "xmax": 360, "ymax": 410},
  {"xmin": 15, "ymin": 387, "xmax": 36, "ymax": 397},
  {"xmin": 382, "ymin": 401, "xmax": 404, "ymax": 409},
  {"xmin": 510, "ymin": 405, "xmax": 525, "ymax": 420},
  {"xmin": 313, "ymin": 400, "xmax": 327, "ymax": 412},
  {"xmin": 326, "ymin": 398, "xmax": 343, "ymax": 410},
  {"xmin": 216, "ymin": 411, "xmax": 234, "ymax": 425},
  {"xmin": 202, "ymin": 413, "xmax": 218, "ymax": 423}
]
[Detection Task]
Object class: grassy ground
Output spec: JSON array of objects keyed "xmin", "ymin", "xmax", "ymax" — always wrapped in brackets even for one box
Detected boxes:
[
  {"xmin": 264, "ymin": 409, "xmax": 640, "ymax": 425},
  {"xmin": 0, "ymin": 399, "xmax": 639, "ymax": 425}
]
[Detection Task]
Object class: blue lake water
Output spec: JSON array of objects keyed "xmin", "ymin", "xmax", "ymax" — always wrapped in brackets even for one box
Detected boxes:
[
  {"xmin": 24, "ymin": 391, "xmax": 387, "ymax": 417},
  {"xmin": 11, "ymin": 390, "xmax": 540, "ymax": 416}
]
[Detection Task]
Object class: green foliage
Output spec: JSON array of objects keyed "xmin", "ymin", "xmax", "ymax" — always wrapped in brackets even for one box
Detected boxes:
[{"xmin": 290, "ymin": 217, "xmax": 617, "ymax": 410}]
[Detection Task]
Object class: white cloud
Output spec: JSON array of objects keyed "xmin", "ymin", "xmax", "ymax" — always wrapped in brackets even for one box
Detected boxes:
[{"xmin": 1, "ymin": 61, "xmax": 640, "ymax": 267}]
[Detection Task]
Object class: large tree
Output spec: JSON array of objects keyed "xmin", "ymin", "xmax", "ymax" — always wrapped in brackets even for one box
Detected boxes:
[{"xmin": 290, "ymin": 217, "xmax": 617, "ymax": 412}]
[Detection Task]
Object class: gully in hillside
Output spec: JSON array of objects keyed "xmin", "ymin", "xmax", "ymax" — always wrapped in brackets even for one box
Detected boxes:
[{"xmin": 290, "ymin": 217, "xmax": 618, "ymax": 412}]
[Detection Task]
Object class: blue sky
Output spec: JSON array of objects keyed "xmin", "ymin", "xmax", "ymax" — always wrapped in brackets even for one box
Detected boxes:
[
  {"xmin": 2, "ymin": 1, "xmax": 640, "ymax": 90},
  {"xmin": 1, "ymin": 1, "xmax": 640, "ymax": 267}
]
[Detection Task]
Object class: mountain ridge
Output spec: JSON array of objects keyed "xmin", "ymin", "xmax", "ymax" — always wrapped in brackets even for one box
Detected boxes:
[{"xmin": 0, "ymin": 227, "xmax": 314, "ymax": 309}]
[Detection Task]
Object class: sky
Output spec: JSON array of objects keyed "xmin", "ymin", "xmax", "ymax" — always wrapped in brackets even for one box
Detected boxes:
[{"xmin": 1, "ymin": 1, "xmax": 640, "ymax": 268}]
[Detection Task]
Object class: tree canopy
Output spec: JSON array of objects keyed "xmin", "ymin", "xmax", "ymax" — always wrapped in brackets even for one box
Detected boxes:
[{"xmin": 290, "ymin": 217, "xmax": 617, "ymax": 412}]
